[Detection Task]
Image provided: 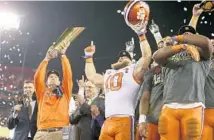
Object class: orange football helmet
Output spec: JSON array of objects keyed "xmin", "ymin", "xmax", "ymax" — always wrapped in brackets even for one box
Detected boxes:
[{"xmin": 124, "ymin": 0, "xmax": 150, "ymax": 34}]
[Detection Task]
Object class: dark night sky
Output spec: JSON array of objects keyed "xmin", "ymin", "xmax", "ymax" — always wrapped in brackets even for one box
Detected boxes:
[{"xmin": 0, "ymin": 1, "xmax": 214, "ymax": 92}]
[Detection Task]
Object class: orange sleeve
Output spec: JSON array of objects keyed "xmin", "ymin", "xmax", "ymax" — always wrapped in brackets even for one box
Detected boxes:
[
  {"xmin": 61, "ymin": 55, "xmax": 73, "ymax": 99},
  {"xmin": 34, "ymin": 59, "xmax": 48, "ymax": 101}
]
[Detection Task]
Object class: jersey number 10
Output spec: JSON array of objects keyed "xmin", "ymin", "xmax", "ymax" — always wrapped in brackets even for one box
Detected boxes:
[{"xmin": 105, "ymin": 72, "xmax": 124, "ymax": 92}]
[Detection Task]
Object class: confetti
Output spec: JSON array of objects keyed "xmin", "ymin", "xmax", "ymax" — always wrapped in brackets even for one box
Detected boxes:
[
  {"xmin": 201, "ymin": 16, "xmax": 205, "ymax": 20},
  {"xmin": 208, "ymin": 13, "xmax": 212, "ymax": 15},
  {"xmin": 212, "ymin": 33, "xmax": 214, "ymax": 37},
  {"xmin": 184, "ymin": 7, "xmax": 187, "ymax": 11},
  {"xmin": 183, "ymin": 19, "xmax": 186, "ymax": 23},
  {"xmin": 177, "ymin": 0, "xmax": 181, "ymax": 2},
  {"xmin": 117, "ymin": 10, "xmax": 121, "ymax": 13},
  {"xmin": 170, "ymin": 29, "xmax": 174, "ymax": 32},
  {"xmin": 204, "ymin": 21, "xmax": 208, "ymax": 24}
]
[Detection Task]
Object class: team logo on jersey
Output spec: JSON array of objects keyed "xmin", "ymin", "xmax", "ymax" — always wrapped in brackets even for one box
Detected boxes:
[{"xmin": 154, "ymin": 67, "xmax": 161, "ymax": 74}]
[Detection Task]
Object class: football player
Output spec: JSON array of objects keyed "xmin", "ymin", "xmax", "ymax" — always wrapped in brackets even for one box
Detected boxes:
[
  {"xmin": 153, "ymin": 22, "xmax": 212, "ymax": 140},
  {"xmin": 84, "ymin": 1, "xmax": 152, "ymax": 139}
]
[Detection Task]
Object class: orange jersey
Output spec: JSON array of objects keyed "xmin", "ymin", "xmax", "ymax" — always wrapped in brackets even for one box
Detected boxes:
[{"xmin": 34, "ymin": 55, "xmax": 72, "ymax": 129}]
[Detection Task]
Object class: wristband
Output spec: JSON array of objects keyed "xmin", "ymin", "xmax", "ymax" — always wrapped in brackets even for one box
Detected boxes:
[
  {"xmin": 139, "ymin": 34, "xmax": 146, "ymax": 42},
  {"xmin": 139, "ymin": 114, "xmax": 147, "ymax": 124},
  {"xmin": 172, "ymin": 35, "xmax": 184, "ymax": 43},
  {"xmin": 85, "ymin": 57, "xmax": 93, "ymax": 63},
  {"xmin": 171, "ymin": 44, "xmax": 186, "ymax": 53}
]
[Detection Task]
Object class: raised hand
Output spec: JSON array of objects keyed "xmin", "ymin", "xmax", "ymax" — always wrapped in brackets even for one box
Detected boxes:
[
  {"xmin": 77, "ymin": 75, "xmax": 85, "ymax": 88},
  {"xmin": 149, "ymin": 20, "xmax": 160, "ymax": 34},
  {"xmin": 193, "ymin": 3, "xmax": 203, "ymax": 16},
  {"xmin": 45, "ymin": 48, "xmax": 58, "ymax": 61},
  {"xmin": 138, "ymin": 122, "xmax": 147, "ymax": 138},
  {"xmin": 84, "ymin": 41, "xmax": 95, "ymax": 58}
]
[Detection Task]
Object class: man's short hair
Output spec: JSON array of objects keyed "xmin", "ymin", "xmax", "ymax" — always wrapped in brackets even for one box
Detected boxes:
[{"xmin": 24, "ymin": 80, "xmax": 34, "ymax": 84}]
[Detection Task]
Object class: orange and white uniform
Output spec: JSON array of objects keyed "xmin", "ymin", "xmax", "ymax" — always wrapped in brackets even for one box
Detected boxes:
[{"xmin": 99, "ymin": 64, "xmax": 141, "ymax": 140}]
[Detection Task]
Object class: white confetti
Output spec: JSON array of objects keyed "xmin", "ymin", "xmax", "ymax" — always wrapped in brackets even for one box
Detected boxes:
[
  {"xmin": 13, "ymin": 46, "xmax": 15, "ymax": 49},
  {"xmin": 20, "ymin": 60, "xmax": 22, "ymax": 63},
  {"xmin": 16, "ymin": 44, "xmax": 19, "ymax": 47},
  {"xmin": 9, "ymin": 48, "xmax": 12, "ymax": 51},
  {"xmin": 209, "ymin": 13, "xmax": 212, "ymax": 15},
  {"xmin": 211, "ymin": 33, "xmax": 214, "ymax": 37},
  {"xmin": 1, "ymin": 41, "xmax": 6, "ymax": 44},
  {"xmin": 4, "ymin": 55, "xmax": 6, "ymax": 58},
  {"xmin": 10, "ymin": 85, "xmax": 13, "ymax": 88},
  {"xmin": 17, "ymin": 48, "xmax": 20, "ymax": 52},
  {"xmin": 200, "ymin": 21, "xmax": 203, "ymax": 24},
  {"xmin": 204, "ymin": 21, "xmax": 208, "ymax": 24},
  {"xmin": 10, "ymin": 61, "xmax": 13, "ymax": 64},
  {"xmin": 9, "ymin": 35, "xmax": 11, "ymax": 38},
  {"xmin": 27, "ymin": 32, "xmax": 30, "ymax": 35},
  {"xmin": 117, "ymin": 10, "xmax": 121, "ymax": 13},
  {"xmin": 184, "ymin": 7, "xmax": 187, "ymax": 11},
  {"xmin": 170, "ymin": 29, "xmax": 174, "ymax": 32},
  {"xmin": 201, "ymin": 16, "xmax": 205, "ymax": 20},
  {"xmin": 184, "ymin": 19, "xmax": 186, "ymax": 23},
  {"xmin": 19, "ymin": 53, "xmax": 21, "ymax": 56},
  {"xmin": 177, "ymin": 0, "xmax": 181, "ymax": 2}
]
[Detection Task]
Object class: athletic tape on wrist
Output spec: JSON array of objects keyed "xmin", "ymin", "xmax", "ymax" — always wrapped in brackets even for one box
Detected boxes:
[
  {"xmin": 139, "ymin": 114, "xmax": 147, "ymax": 124},
  {"xmin": 154, "ymin": 32, "xmax": 162, "ymax": 44}
]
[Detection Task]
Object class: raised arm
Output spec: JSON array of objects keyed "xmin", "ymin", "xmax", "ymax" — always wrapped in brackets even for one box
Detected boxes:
[
  {"xmin": 149, "ymin": 20, "xmax": 163, "ymax": 49},
  {"xmin": 133, "ymin": 35, "xmax": 152, "ymax": 84},
  {"xmin": 189, "ymin": 4, "xmax": 203, "ymax": 30},
  {"xmin": 84, "ymin": 42, "xmax": 104, "ymax": 88},
  {"xmin": 34, "ymin": 58, "xmax": 48, "ymax": 101},
  {"xmin": 61, "ymin": 55, "xmax": 73, "ymax": 99},
  {"xmin": 173, "ymin": 34, "xmax": 212, "ymax": 59}
]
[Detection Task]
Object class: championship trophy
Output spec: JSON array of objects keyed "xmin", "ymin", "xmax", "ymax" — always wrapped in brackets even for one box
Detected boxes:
[
  {"xmin": 48, "ymin": 27, "xmax": 85, "ymax": 53},
  {"xmin": 199, "ymin": 0, "xmax": 214, "ymax": 12}
]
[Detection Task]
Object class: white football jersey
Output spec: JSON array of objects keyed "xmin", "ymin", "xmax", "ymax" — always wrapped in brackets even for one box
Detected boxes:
[{"xmin": 104, "ymin": 64, "xmax": 141, "ymax": 118}]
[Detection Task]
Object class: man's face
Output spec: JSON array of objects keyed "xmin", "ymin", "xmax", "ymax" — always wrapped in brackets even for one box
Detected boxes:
[
  {"xmin": 118, "ymin": 56, "xmax": 131, "ymax": 63},
  {"xmin": 211, "ymin": 39, "xmax": 214, "ymax": 57},
  {"xmin": 47, "ymin": 73, "xmax": 60, "ymax": 87},
  {"xmin": 211, "ymin": 39, "xmax": 214, "ymax": 49},
  {"xmin": 85, "ymin": 81, "xmax": 97, "ymax": 99},
  {"xmin": 23, "ymin": 83, "xmax": 34, "ymax": 97},
  {"xmin": 183, "ymin": 32, "xmax": 193, "ymax": 35},
  {"xmin": 111, "ymin": 56, "xmax": 131, "ymax": 70}
]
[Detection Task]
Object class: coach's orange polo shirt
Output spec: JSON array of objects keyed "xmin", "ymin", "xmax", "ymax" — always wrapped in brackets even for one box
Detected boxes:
[{"xmin": 34, "ymin": 55, "xmax": 72, "ymax": 130}]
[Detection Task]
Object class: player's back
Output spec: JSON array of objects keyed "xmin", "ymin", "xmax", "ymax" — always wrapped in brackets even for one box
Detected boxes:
[{"xmin": 104, "ymin": 64, "xmax": 140, "ymax": 118}]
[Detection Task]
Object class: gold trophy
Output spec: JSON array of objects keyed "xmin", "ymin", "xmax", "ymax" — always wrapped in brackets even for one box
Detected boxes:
[
  {"xmin": 48, "ymin": 27, "xmax": 85, "ymax": 52},
  {"xmin": 200, "ymin": 1, "xmax": 214, "ymax": 12}
]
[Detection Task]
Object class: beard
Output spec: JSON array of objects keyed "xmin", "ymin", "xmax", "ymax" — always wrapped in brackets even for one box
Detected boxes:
[{"xmin": 111, "ymin": 59, "xmax": 131, "ymax": 70}]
